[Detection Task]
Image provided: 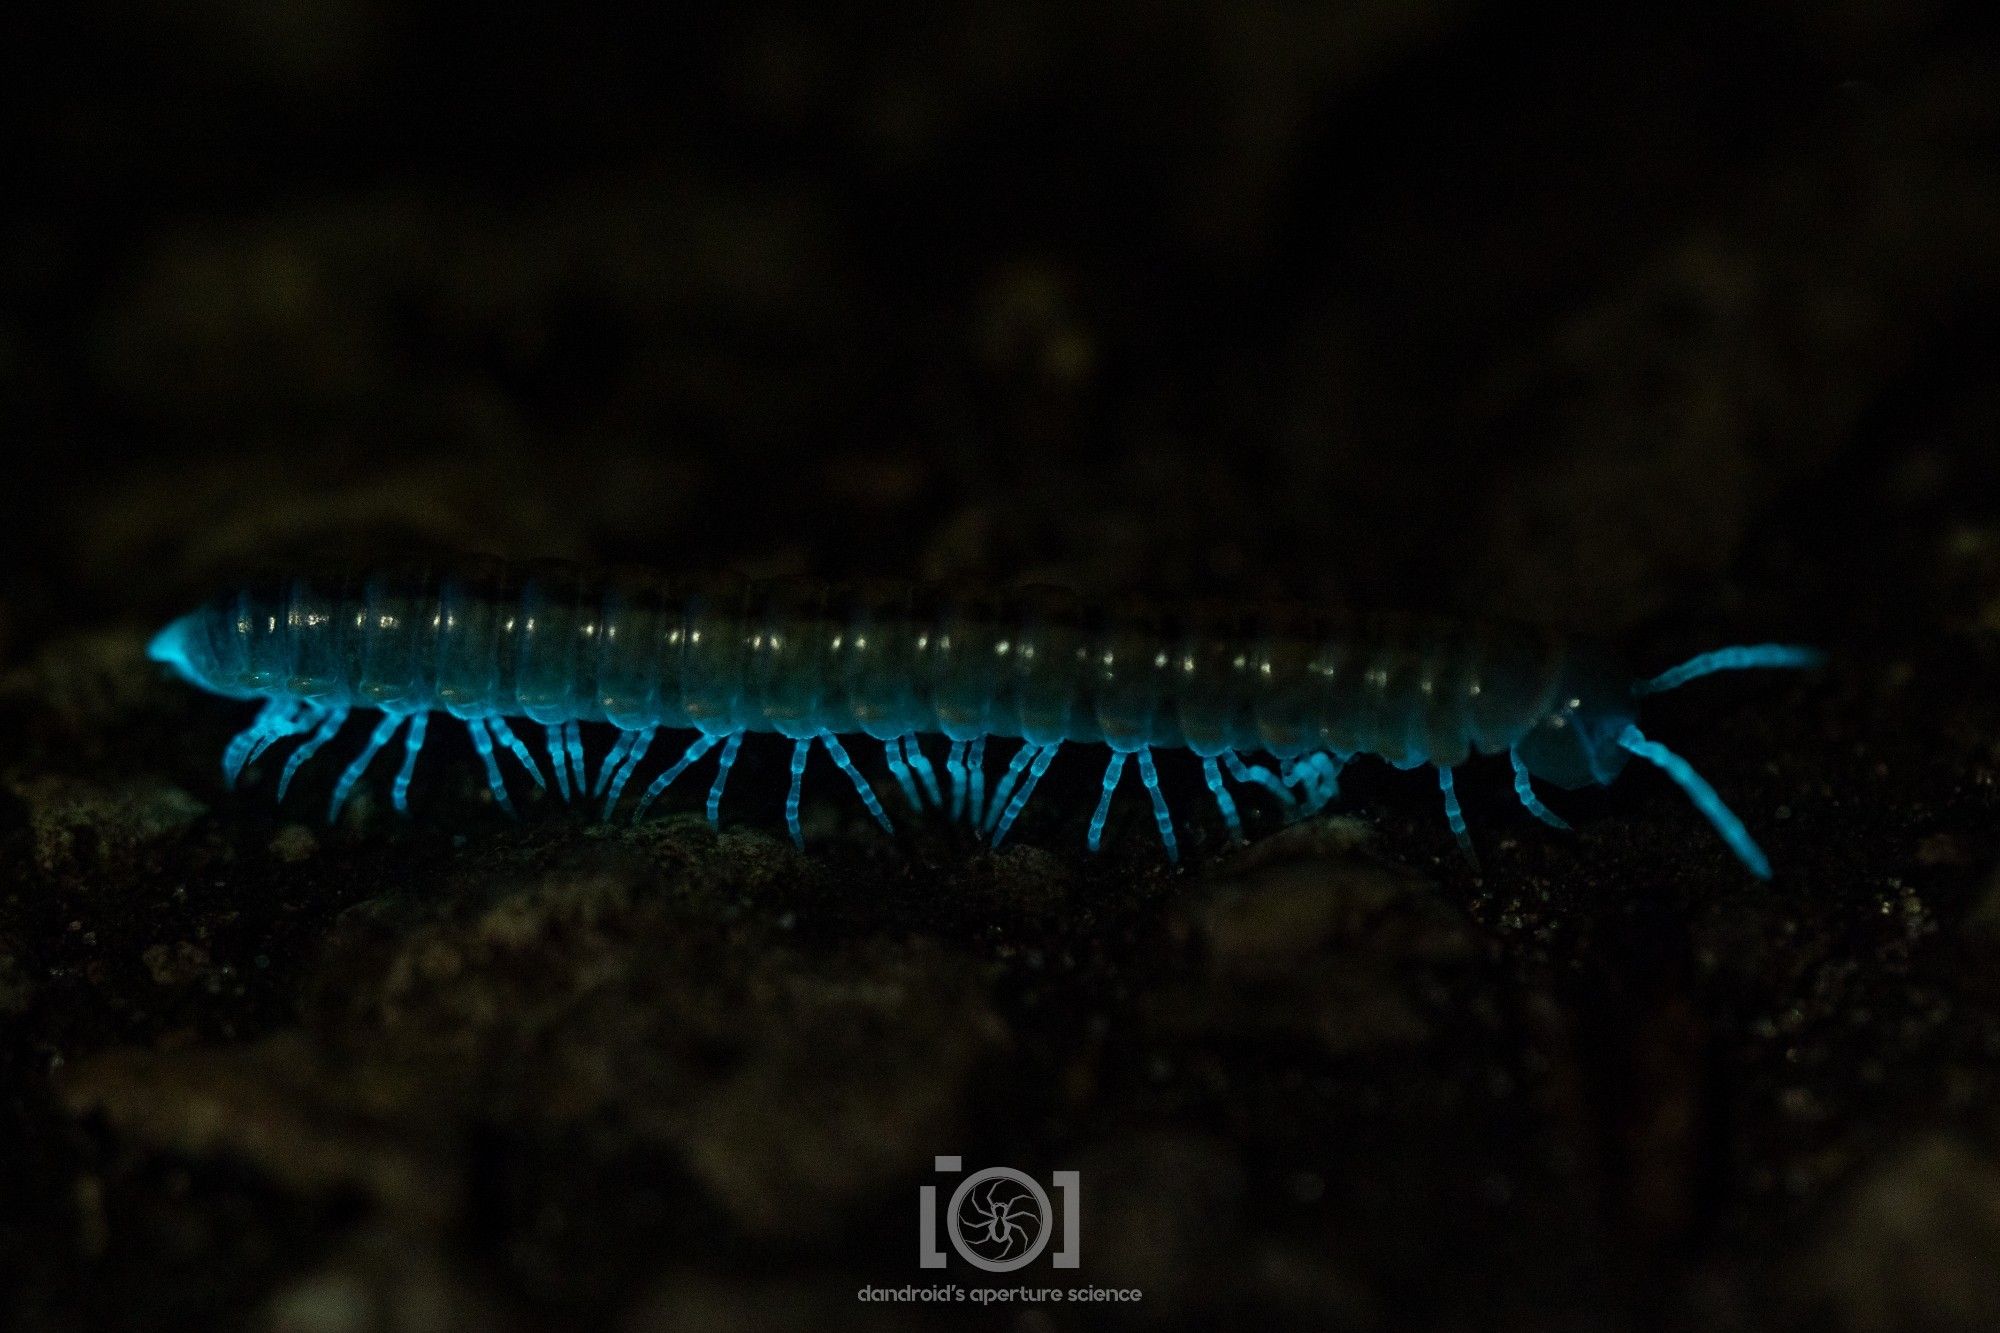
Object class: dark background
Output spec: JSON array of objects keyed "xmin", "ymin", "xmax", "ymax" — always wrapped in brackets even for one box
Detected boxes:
[{"xmin": 4, "ymin": 2, "xmax": 2000, "ymax": 1330}]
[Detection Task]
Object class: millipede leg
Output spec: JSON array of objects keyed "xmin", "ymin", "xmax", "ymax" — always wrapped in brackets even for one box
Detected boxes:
[
  {"xmin": 1223, "ymin": 750, "xmax": 1296, "ymax": 815},
  {"xmin": 1202, "ymin": 756, "xmax": 1244, "ymax": 842},
  {"xmin": 991, "ymin": 744, "xmax": 1059, "ymax": 850},
  {"xmin": 601, "ymin": 728, "xmax": 657, "ymax": 818},
  {"xmin": 1298, "ymin": 753, "xmax": 1345, "ymax": 816},
  {"xmin": 968, "ymin": 737, "xmax": 988, "ymax": 828},
  {"xmin": 1136, "ymin": 747, "xmax": 1179, "ymax": 865},
  {"xmin": 903, "ymin": 735, "xmax": 943, "ymax": 807},
  {"xmin": 466, "ymin": 716, "xmax": 515, "ymax": 815},
  {"xmin": 1279, "ymin": 756, "xmax": 1310, "ymax": 809},
  {"xmin": 785, "ymin": 737, "xmax": 811, "ymax": 849},
  {"xmin": 241, "ymin": 712, "xmax": 302, "ymax": 774},
  {"xmin": 220, "ymin": 702, "xmax": 277, "ymax": 788},
  {"xmin": 223, "ymin": 700, "xmax": 292, "ymax": 788},
  {"xmin": 632, "ymin": 731, "xmax": 721, "ymax": 821},
  {"xmin": 984, "ymin": 742, "xmax": 1037, "ymax": 835},
  {"xmin": 1088, "ymin": 752, "xmax": 1128, "ymax": 853},
  {"xmin": 1437, "ymin": 765, "xmax": 1479, "ymax": 870},
  {"xmin": 946, "ymin": 741, "xmax": 969, "ymax": 822},
  {"xmin": 276, "ymin": 706, "xmax": 350, "ymax": 802},
  {"xmin": 595, "ymin": 732, "xmax": 636, "ymax": 798},
  {"xmin": 487, "ymin": 718, "xmax": 548, "ymax": 791},
  {"xmin": 706, "ymin": 732, "xmax": 743, "ymax": 825},
  {"xmin": 821, "ymin": 731, "xmax": 893, "ymax": 835},
  {"xmin": 883, "ymin": 737, "xmax": 923, "ymax": 811},
  {"xmin": 390, "ymin": 711, "xmax": 429, "ymax": 813},
  {"xmin": 1508, "ymin": 750, "xmax": 1570, "ymax": 830},
  {"xmin": 328, "ymin": 712, "xmax": 404, "ymax": 823},
  {"xmin": 566, "ymin": 720, "xmax": 588, "ymax": 795},
  {"xmin": 544, "ymin": 725, "xmax": 573, "ymax": 802}
]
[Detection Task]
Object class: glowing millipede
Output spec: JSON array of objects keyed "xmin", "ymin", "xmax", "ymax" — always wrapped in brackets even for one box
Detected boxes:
[{"xmin": 148, "ymin": 561, "xmax": 1821, "ymax": 876}]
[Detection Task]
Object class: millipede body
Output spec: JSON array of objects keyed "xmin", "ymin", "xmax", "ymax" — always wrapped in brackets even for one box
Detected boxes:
[{"xmin": 148, "ymin": 560, "xmax": 1822, "ymax": 875}]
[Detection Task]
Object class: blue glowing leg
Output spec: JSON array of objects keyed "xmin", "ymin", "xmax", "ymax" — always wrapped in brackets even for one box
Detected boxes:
[
  {"xmin": 883, "ymin": 737, "xmax": 923, "ymax": 811},
  {"xmin": 1616, "ymin": 725, "xmax": 1772, "ymax": 879},
  {"xmin": 466, "ymin": 716, "xmax": 515, "ymax": 815},
  {"xmin": 1437, "ymin": 765, "xmax": 1478, "ymax": 869},
  {"xmin": 632, "ymin": 732, "xmax": 721, "ymax": 821},
  {"xmin": 1298, "ymin": 753, "xmax": 1345, "ymax": 815},
  {"xmin": 564, "ymin": 720, "xmax": 587, "ymax": 797},
  {"xmin": 967, "ymin": 737, "xmax": 987, "ymax": 828},
  {"xmin": 595, "ymin": 732, "xmax": 636, "ymax": 798},
  {"xmin": 276, "ymin": 706, "xmax": 349, "ymax": 802},
  {"xmin": 1509, "ymin": 750, "xmax": 1570, "ymax": 830},
  {"xmin": 1201, "ymin": 756, "xmax": 1244, "ymax": 842},
  {"xmin": 328, "ymin": 712, "xmax": 404, "ymax": 823},
  {"xmin": 1136, "ymin": 747, "xmax": 1179, "ymax": 865},
  {"xmin": 241, "ymin": 701, "xmax": 319, "ymax": 785},
  {"xmin": 983, "ymin": 743, "xmax": 1037, "ymax": 834},
  {"xmin": 544, "ymin": 725, "xmax": 573, "ymax": 802},
  {"xmin": 487, "ymin": 718, "xmax": 547, "ymax": 791},
  {"xmin": 1634, "ymin": 644, "xmax": 1826, "ymax": 696},
  {"xmin": 390, "ymin": 711, "xmax": 429, "ymax": 813},
  {"xmin": 822, "ymin": 731, "xmax": 893, "ymax": 835},
  {"xmin": 600, "ymin": 728, "xmax": 657, "ymax": 818},
  {"xmin": 946, "ymin": 741, "xmax": 969, "ymax": 822},
  {"xmin": 1288, "ymin": 757, "xmax": 1318, "ymax": 811},
  {"xmin": 706, "ymin": 732, "xmax": 743, "ymax": 825},
  {"xmin": 1283, "ymin": 755, "xmax": 1341, "ymax": 815},
  {"xmin": 223, "ymin": 701, "xmax": 293, "ymax": 788},
  {"xmin": 1088, "ymin": 752, "xmax": 1128, "ymax": 853},
  {"xmin": 220, "ymin": 703, "xmax": 277, "ymax": 788},
  {"xmin": 785, "ymin": 737, "xmax": 811, "ymax": 848},
  {"xmin": 1281, "ymin": 756, "xmax": 1316, "ymax": 804},
  {"xmin": 1224, "ymin": 751, "xmax": 1297, "ymax": 816},
  {"xmin": 906, "ymin": 736, "xmax": 943, "ymax": 807},
  {"xmin": 990, "ymin": 744, "xmax": 1058, "ymax": 849}
]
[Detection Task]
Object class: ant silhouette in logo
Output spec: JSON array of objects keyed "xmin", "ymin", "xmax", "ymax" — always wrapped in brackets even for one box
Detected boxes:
[{"xmin": 952, "ymin": 1173, "xmax": 1048, "ymax": 1264}]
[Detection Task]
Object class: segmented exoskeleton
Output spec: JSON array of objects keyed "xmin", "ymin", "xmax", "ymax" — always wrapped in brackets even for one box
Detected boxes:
[{"xmin": 149, "ymin": 560, "xmax": 1822, "ymax": 875}]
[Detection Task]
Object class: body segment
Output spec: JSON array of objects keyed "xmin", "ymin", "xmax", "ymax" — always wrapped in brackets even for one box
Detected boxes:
[{"xmin": 155, "ymin": 566, "xmax": 1576, "ymax": 759}]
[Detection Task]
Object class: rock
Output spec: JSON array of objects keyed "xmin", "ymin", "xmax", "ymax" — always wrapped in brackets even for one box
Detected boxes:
[
  {"xmin": 623, "ymin": 1270, "xmax": 927, "ymax": 1333},
  {"xmin": 1795, "ymin": 1134, "xmax": 2000, "ymax": 1332},
  {"xmin": 1073, "ymin": 1131, "xmax": 1247, "ymax": 1314},
  {"xmin": 260, "ymin": 1225, "xmax": 518, "ymax": 1333},
  {"xmin": 1155, "ymin": 831, "xmax": 1476, "ymax": 1055},
  {"xmin": 59, "ymin": 1036, "xmax": 462, "ymax": 1221},
  {"xmin": 10, "ymin": 772, "xmax": 206, "ymax": 880},
  {"xmin": 269, "ymin": 824, "xmax": 320, "ymax": 863},
  {"xmin": 0, "ymin": 944, "xmax": 33, "ymax": 1016}
]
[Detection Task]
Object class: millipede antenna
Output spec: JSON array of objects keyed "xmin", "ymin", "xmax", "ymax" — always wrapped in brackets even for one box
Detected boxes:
[
  {"xmin": 1616, "ymin": 725, "xmax": 1771, "ymax": 879},
  {"xmin": 1633, "ymin": 644, "xmax": 1823, "ymax": 697}
]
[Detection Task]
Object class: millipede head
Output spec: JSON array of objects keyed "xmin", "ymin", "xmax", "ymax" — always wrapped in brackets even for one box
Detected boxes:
[
  {"xmin": 1515, "ymin": 640, "xmax": 1825, "ymax": 877},
  {"xmin": 149, "ymin": 600, "xmax": 262, "ymax": 701},
  {"xmin": 1510, "ymin": 645, "xmax": 1637, "ymax": 791}
]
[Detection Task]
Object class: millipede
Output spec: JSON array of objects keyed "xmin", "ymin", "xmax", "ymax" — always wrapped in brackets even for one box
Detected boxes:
[{"xmin": 147, "ymin": 559, "xmax": 1823, "ymax": 877}]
